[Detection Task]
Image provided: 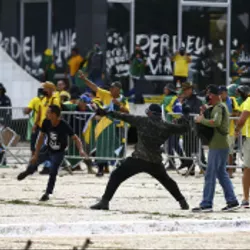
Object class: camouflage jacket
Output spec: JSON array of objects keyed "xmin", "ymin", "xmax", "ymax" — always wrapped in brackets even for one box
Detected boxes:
[{"xmin": 108, "ymin": 112, "xmax": 189, "ymax": 164}]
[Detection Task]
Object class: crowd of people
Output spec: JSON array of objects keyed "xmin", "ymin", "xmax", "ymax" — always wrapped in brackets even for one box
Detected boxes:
[
  {"xmin": 0, "ymin": 43, "xmax": 250, "ymax": 212},
  {"xmin": 161, "ymin": 79, "xmax": 250, "ymax": 210}
]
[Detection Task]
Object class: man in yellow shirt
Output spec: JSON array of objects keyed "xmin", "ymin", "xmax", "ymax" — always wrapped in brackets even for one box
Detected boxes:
[
  {"xmin": 78, "ymin": 70, "xmax": 129, "ymax": 113},
  {"xmin": 220, "ymin": 86, "xmax": 240, "ymax": 178},
  {"xmin": 172, "ymin": 47, "xmax": 191, "ymax": 87},
  {"xmin": 24, "ymin": 88, "xmax": 44, "ymax": 155},
  {"xmin": 235, "ymin": 89, "xmax": 250, "ymax": 209},
  {"xmin": 36, "ymin": 82, "xmax": 61, "ymax": 129},
  {"xmin": 66, "ymin": 48, "xmax": 84, "ymax": 85},
  {"xmin": 79, "ymin": 70, "xmax": 129, "ymax": 176}
]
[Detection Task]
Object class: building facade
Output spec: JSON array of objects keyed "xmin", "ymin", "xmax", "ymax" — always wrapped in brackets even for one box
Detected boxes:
[{"xmin": 0, "ymin": 0, "xmax": 250, "ymax": 95}]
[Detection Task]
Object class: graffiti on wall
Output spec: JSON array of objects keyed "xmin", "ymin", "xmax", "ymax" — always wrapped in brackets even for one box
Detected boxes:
[
  {"xmin": 0, "ymin": 29, "xmax": 76, "ymax": 77},
  {"xmin": 106, "ymin": 30, "xmax": 130, "ymax": 77},
  {"xmin": 136, "ymin": 34, "xmax": 221, "ymax": 76}
]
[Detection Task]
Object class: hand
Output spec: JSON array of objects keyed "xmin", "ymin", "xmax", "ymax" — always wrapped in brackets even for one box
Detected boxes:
[
  {"xmin": 95, "ymin": 115, "xmax": 102, "ymax": 121},
  {"xmin": 79, "ymin": 150, "xmax": 88, "ymax": 158},
  {"xmin": 96, "ymin": 107, "xmax": 107, "ymax": 117},
  {"xmin": 235, "ymin": 128, "xmax": 241, "ymax": 137},
  {"xmin": 112, "ymin": 99, "xmax": 120, "ymax": 106},
  {"xmin": 78, "ymin": 70, "xmax": 87, "ymax": 80},
  {"xmin": 90, "ymin": 103, "xmax": 98, "ymax": 111},
  {"xmin": 200, "ymin": 105, "xmax": 207, "ymax": 114},
  {"xmin": 102, "ymin": 73, "xmax": 105, "ymax": 80},
  {"xmin": 30, "ymin": 154, "xmax": 38, "ymax": 165},
  {"xmin": 32, "ymin": 125, "xmax": 37, "ymax": 133},
  {"xmin": 195, "ymin": 115, "xmax": 204, "ymax": 123}
]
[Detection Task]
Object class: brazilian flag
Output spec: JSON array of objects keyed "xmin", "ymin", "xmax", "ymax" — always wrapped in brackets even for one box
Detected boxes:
[
  {"xmin": 41, "ymin": 49, "xmax": 56, "ymax": 83},
  {"xmin": 95, "ymin": 96, "xmax": 127, "ymax": 162}
]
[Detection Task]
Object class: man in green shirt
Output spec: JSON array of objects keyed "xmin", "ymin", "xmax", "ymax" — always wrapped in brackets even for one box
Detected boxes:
[{"xmin": 192, "ymin": 85, "xmax": 239, "ymax": 212}]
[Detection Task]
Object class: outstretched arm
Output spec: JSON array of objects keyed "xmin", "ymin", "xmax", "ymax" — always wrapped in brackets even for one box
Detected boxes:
[
  {"xmin": 78, "ymin": 70, "xmax": 98, "ymax": 92},
  {"xmin": 108, "ymin": 111, "xmax": 146, "ymax": 127},
  {"xmin": 162, "ymin": 120, "xmax": 189, "ymax": 136},
  {"xmin": 72, "ymin": 135, "xmax": 88, "ymax": 158}
]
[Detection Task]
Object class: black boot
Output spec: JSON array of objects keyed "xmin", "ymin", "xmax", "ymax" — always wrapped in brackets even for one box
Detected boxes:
[
  {"xmin": 90, "ymin": 199, "xmax": 109, "ymax": 210},
  {"xmin": 179, "ymin": 199, "xmax": 189, "ymax": 210},
  {"xmin": 17, "ymin": 170, "xmax": 30, "ymax": 181},
  {"xmin": 40, "ymin": 193, "xmax": 50, "ymax": 202},
  {"xmin": 96, "ymin": 164, "xmax": 104, "ymax": 177},
  {"xmin": 39, "ymin": 167, "xmax": 50, "ymax": 175},
  {"xmin": 178, "ymin": 160, "xmax": 192, "ymax": 170}
]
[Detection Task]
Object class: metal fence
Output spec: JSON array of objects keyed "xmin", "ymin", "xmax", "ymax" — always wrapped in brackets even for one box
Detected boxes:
[
  {"xmin": 0, "ymin": 107, "xmax": 128, "ymax": 166},
  {"xmin": 0, "ymin": 107, "xmax": 245, "ymax": 173},
  {"xmin": 163, "ymin": 112, "xmax": 244, "ymax": 175}
]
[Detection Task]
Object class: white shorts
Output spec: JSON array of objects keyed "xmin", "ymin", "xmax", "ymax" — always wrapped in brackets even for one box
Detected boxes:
[
  {"xmin": 228, "ymin": 136, "xmax": 235, "ymax": 155},
  {"xmin": 243, "ymin": 138, "xmax": 250, "ymax": 168}
]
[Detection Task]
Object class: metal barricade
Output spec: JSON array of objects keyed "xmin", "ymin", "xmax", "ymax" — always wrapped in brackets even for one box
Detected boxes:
[
  {"xmin": 0, "ymin": 107, "xmax": 128, "ymax": 167},
  {"xmin": 163, "ymin": 111, "xmax": 244, "ymax": 176},
  {"xmin": 163, "ymin": 112, "xmax": 201, "ymax": 175},
  {"xmin": 62, "ymin": 111, "xmax": 128, "ymax": 162},
  {"xmin": 0, "ymin": 107, "xmax": 30, "ymax": 166}
]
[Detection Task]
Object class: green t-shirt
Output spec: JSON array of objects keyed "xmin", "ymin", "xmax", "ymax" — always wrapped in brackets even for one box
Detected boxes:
[
  {"xmin": 130, "ymin": 58, "xmax": 145, "ymax": 77},
  {"xmin": 201, "ymin": 102, "xmax": 229, "ymax": 149}
]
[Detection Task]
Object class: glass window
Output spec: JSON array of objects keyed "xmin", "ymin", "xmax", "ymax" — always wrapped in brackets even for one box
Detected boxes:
[
  {"xmin": 231, "ymin": 0, "xmax": 250, "ymax": 81},
  {"xmin": 182, "ymin": 6, "xmax": 227, "ymax": 90},
  {"xmin": 107, "ymin": 2, "xmax": 131, "ymax": 92}
]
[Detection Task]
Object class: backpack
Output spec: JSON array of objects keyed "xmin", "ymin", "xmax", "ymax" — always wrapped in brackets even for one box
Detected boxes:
[{"xmin": 195, "ymin": 104, "xmax": 227, "ymax": 145}]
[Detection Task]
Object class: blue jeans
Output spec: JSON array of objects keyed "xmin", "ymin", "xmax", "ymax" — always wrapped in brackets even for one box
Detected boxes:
[
  {"xmin": 200, "ymin": 149, "xmax": 238, "ymax": 207},
  {"xmin": 26, "ymin": 146, "xmax": 64, "ymax": 195}
]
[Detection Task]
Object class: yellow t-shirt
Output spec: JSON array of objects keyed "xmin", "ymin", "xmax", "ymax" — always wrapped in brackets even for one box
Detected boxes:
[
  {"xmin": 53, "ymin": 91, "xmax": 60, "ymax": 100},
  {"xmin": 173, "ymin": 54, "xmax": 190, "ymax": 77},
  {"xmin": 27, "ymin": 97, "xmax": 41, "ymax": 123},
  {"xmin": 38, "ymin": 96, "xmax": 60, "ymax": 127},
  {"xmin": 243, "ymin": 97, "xmax": 250, "ymax": 137},
  {"xmin": 229, "ymin": 97, "xmax": 240, "ymax": 136},
  {"xmin": 96, "ymin": 88, "xmax": 129, "ymax": 111},
  {"xmin": 68, "ymin": 55, "xmax": 84, "ymax": 76}
]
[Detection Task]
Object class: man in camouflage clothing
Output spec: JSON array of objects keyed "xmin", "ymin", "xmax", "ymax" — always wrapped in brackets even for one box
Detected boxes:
[{"xmin": 90, "ymin": 104, "xmax": 190, "ymax": 211}]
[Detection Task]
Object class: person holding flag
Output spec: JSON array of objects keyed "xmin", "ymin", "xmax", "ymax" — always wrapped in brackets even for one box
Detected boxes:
[{"xmin": 78, "ymin": 70, "xmax": 129, "ymax": 176}]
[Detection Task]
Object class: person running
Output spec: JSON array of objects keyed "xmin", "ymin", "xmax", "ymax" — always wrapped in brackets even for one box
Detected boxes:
[
  {"xmin": 90, "ymin": 104, "xmax": 190, "ymax": 211},
  {"xmin": 17, "ymin": 105, "xmax": 88, "ymax": 201}
]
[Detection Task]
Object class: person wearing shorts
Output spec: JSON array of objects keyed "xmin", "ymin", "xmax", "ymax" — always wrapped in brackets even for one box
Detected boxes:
[{"xmin": 235, "ymin": 94, "xmax": 250, "ymax": 208}]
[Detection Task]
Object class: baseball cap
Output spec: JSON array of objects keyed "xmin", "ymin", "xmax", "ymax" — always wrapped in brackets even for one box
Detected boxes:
[
  {"xmin": 60, "ymin": 91, "xmax": 71, "ymax": 99},
  {"xmin": 145, "ymin": 104, "xmax": 162, "ymax": 117},
  {"xmin": 42, "ymin": 81, "xmax": 56, "ymax": 91},
  {"xmin": 80, "ymin": 94, "xmax": 92, "ymax": 103},
  {"xmin": 110, "ymin": 81, "xmax": 122, "ymax": 89},
  {"xmin": 207, "ymin": 84, "xmax": 220, "ymax": 95},
  {"xmin": 182, "ymin": 82, "xmax": 194, "ymax": 90},
  {"xmin": 164, "ymin": 83, "xmax": 176, "ymax": 93},
  {"xmin": 219, "ymin": 85, "xmax": 227, "ymax": 93}
]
